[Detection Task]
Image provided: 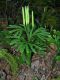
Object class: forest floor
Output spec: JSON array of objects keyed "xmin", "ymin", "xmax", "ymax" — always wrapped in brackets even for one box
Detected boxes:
[{"xmin": 0, "ymin": 53, "xmax": 60, "ymax": 80}]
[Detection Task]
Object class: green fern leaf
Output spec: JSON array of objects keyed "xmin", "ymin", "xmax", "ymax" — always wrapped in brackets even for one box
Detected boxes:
[{"xmin": 0, "ymin": 49, "xmax": 18, "ymax": 75}]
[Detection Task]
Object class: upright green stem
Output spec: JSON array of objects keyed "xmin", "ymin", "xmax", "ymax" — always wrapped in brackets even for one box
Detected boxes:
[
  {"xmin": 22, "ymin": 7, "xmax": 25, "ymax": 26},
  {"xmin": 32, "ymin": 11, "xmax": 34, "ymax": 28}
]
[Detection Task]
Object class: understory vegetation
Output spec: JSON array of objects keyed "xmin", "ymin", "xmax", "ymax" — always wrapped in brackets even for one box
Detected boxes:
[{"xmin": 0, "ymin": 0, "xmax": 60, "ymax": 80}]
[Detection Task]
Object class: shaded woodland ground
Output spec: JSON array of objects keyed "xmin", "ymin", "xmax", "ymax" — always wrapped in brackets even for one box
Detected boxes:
[{"xmin": 0, "ymin": 0, "xmax": 60, "ymax": 80}]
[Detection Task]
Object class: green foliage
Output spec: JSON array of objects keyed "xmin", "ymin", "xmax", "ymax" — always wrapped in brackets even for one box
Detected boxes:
[
  {"xmin": 0, "ymin": 49, "xmax": 18, "ymax": 75},
  {"xmin": 55, "ymin": 56, "xmax": 60, "ymax": 61},
  {"xmin": 52, "ymin": 77, "xmax": 60, "ymax": 80},
  {"xmin": 0, "ymin": 30, "xmax": 9, "ymax": 45},
  {"xmin": 47, "ymin": 29, "xmax": 60, "ymax": 51},
  {"xmin": 6, "ymin": 6, "xmax": 50, "ymax": 66},
  {"xmin": 0, "ymin": 6, "xmax": 59, "ymax": 66},
  {"xmin": 30, "ymin": 0, "xmax": 55, "ymax": 7},
  {"xmin": 52, "ymin": 30, "xmax": 60, "ymax": 52},
  {"xmin": 47, "ymin": 29, "xmax": 60, "ymax": 62},
  {"xmin": 33, "ymin": 76, "xmax": 39, "ymax": 80},
  {"xmin": 41, "ymin": 6, "xmax": 57, "ymax": 30}
]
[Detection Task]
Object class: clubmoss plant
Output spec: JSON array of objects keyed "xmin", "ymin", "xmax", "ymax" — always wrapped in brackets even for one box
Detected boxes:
[{"xmin": 6, "ymin": 6, "xmax": 51, "ymax": 66}]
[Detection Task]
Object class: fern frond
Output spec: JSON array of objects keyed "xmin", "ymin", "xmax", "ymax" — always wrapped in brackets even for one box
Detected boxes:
[{"xmin": 0, "ymin": 49, "xmax": 18, "ymax": 75}]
